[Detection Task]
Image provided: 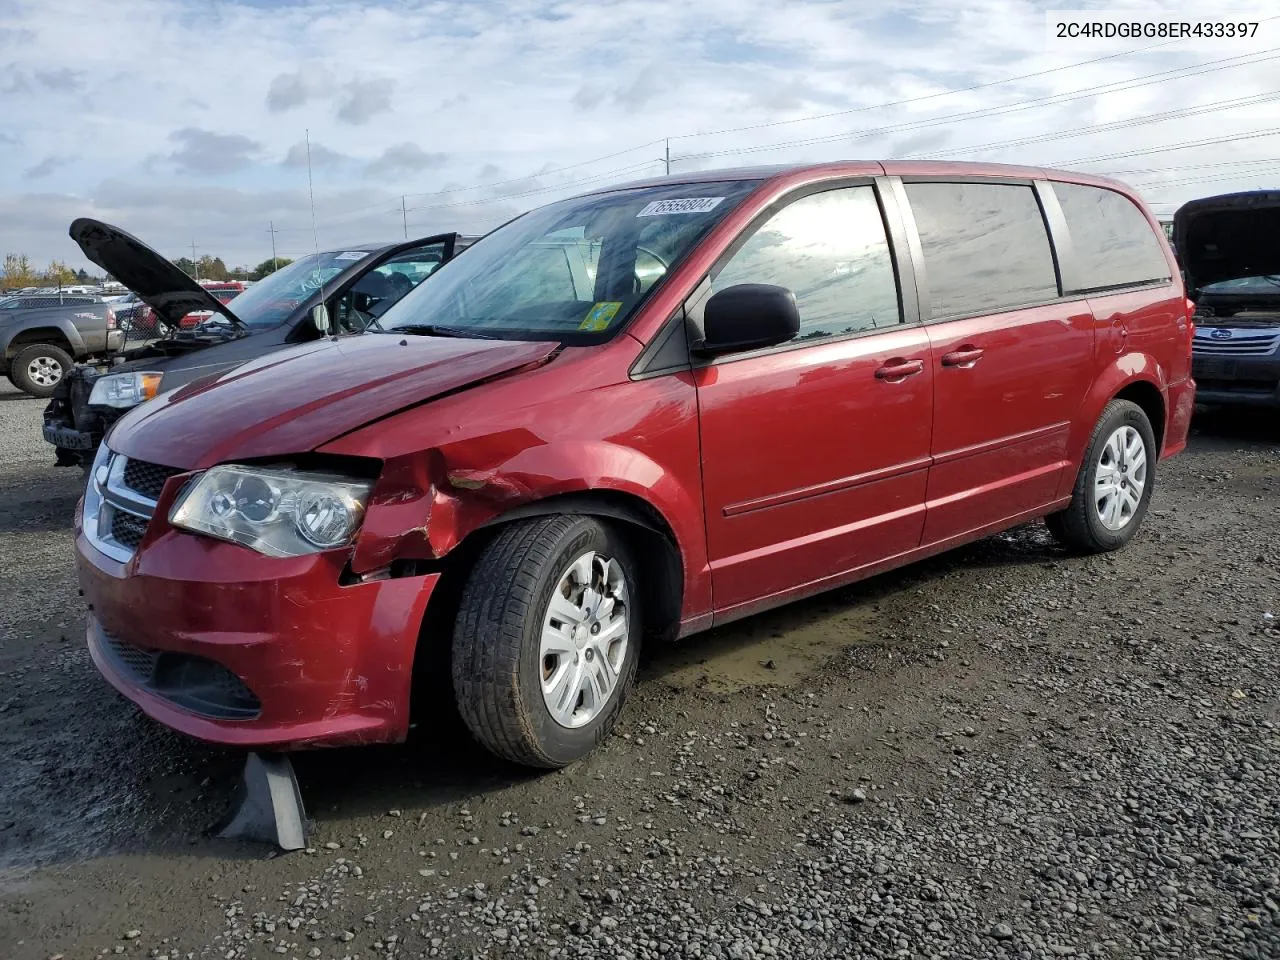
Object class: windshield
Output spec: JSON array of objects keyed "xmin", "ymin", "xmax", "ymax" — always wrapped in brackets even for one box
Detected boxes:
[
  {"xmin": 378, "ymin": 180, "xmax": 760, "ymax": 342},
  {"xmin": 220, "ymin": 251, "xmax": 365, "ymax": 328},
  {"xmin": 1199, "ymin": 274, "xmax": 1280, "ymax": 295}
]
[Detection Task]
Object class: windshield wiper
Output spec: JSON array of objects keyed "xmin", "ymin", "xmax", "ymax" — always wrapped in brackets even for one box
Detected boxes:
[{"xmin": 390, "ymin": 323, "xmax": 498, "ymax": 340}]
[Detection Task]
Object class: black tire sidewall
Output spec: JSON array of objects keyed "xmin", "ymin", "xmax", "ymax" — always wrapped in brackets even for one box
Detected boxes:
[
  {"xmin": 1079, "ymin": 402, "xmax": 1157, "ymax": 550},
  {"xmin": 11, "ymin": 344, "xmax": 72, "ymax": 398},
  {"xmin": 517, "ymin": 519, "xmax": 642, "ymax": 766}
]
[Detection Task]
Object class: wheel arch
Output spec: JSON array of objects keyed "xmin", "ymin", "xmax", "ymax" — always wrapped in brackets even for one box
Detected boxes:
[
  {"xmin": 405, "ymin": 487, "xmax": 685, "ymax": 732},
  {"xmin": 1060, "ymin": 356, "xmax": 1169, "ymax": 500},
  {"xmin": 1111, "ymin": 379, "xmax": 1166, "ymax": 455},
  {"xmin": 4, "ymin": 326, "xmax": 76, "ymax": 360}
]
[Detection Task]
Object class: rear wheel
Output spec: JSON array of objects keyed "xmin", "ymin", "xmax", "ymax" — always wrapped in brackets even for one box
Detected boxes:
[
  {"xmin": 1046, "ymin": 399, "xmax": 1157, "ymax": 553},
  {"xmin": 9, "ymin": 343, "xmax": 73, "ymax": 398},
  {"xmin": 452, "ymin": 515, "xmax": 640, "ymax": 768}
]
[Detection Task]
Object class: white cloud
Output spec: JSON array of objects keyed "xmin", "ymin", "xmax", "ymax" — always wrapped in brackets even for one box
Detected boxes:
[
  {"xmin": 267, "ymin": 65, "xmax": 336, "ymax": 112},
  {"xmin": 168, "ymin": 128, "xmax": 262, "ymax": 175},
  {"xmin": 0, "ymin": 0, "xmax": 1277, "ymax": 270},
  {"xmin": 366, "ymin": 143, "xmax": 449, "ymax": 177},
  {"xmin": 337, "ymin": 78, "xmax": 395, "ymax": 125}
]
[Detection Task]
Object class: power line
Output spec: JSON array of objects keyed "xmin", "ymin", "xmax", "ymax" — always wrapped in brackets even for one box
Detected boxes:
[
  {"xmin": 271, "ymin": 41, "xmax": 1276, "ymax": 232},
  {"xmin": 1058, "ymin": 127, "xmax": 1280, "ymax": 165},
  {"xmin": 403, "ymin": 159, "xmax": 664, "ymax": 215},
  {"xmin": 909, "ymin": 90, "xmax": 1280, "ymax": 161},
  {"xmin": 1101, "ymin": 157, "xmax": 1280, "ymax": 178},
  {"xmin": 253, "ymin": 33, "xmax": 1280, "ymax": 249},
  {"xmin": 669, "ymin": 49, "xmax": 1280, "ymax": 165},
  {"xmin": 665, "ymin": 33, "xmax": 1278, "ymax": 142},
  {"xmin": 1131, "ymin": 167, "xmax": 1280, "ymax": 193}
]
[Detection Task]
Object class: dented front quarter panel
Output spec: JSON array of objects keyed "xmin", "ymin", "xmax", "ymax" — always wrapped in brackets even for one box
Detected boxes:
[{"xmin": 325, "ymin": 338, "xmax": 714, "ymax": 621}]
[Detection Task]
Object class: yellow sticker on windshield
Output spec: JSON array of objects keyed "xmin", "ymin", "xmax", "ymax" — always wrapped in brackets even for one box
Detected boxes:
[{"xmin": 580, "ymin": 301, "xmax": 622, "ymax": 331}]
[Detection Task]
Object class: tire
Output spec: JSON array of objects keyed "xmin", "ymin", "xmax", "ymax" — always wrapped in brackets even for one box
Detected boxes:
[
  {"xmin": 1046, "ymin": 399, "xmax": 1157, "ymax": 554},
  {"xmin": 9, "ymin": 343, "xmax": 74, "ymax": 398},
  {"xmin": 452, "ymin": 515, "xmax": 641, "ymax": 768}
]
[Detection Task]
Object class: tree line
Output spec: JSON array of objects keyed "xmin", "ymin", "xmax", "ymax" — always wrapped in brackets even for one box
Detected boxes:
[
  {"xmin": 3, "ymin": 252, "xmax": 294, "ymax": 290},
  {"xmin": 170, "ymin": 255, "xmax": 295, "ymax": 282},
  {"xmin": 3, "ymin": 253, "xmax": 91, "ymax": 288}
]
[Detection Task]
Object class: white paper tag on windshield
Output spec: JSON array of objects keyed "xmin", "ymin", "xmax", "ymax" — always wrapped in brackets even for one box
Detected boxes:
[
  {"xmin": 636, "ymin": 197, "xmax": 725, "ymax": 217},
  {"xmin": 334, "ymin": 251, "xmax": 369, "ymax": 260}
]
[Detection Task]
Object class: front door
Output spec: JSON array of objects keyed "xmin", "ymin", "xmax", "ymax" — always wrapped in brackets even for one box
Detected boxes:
[
  {"xmin": 693, "ymin": 183, "xmax": 935, "ymax": 616},
  {"xmin": 897, "ymin": 179, "xmax": 1095, "ymax": 545}
]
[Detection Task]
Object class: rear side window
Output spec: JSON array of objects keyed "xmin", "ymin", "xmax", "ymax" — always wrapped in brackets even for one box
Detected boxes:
[
  {"xmin": 1053, "ymin": 183, "xmax": 1170, "ymax": 292},
  {"xmin": 905, "ymin": 182, "xmax": 1058, "ymax": 319},
  {"xmin": 712, "ymin": 185, "xmax": 902, "ymax": 341}
]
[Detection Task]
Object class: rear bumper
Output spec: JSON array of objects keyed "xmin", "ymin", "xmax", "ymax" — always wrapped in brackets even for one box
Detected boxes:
[
  {"xmin": 1161, "ymin": 377, "xmax": 1197, "ymax": 459},
  {"xmin": 106, "ymin": 330, "xmax": 125, "ymax": 353},
  {"xmin": 77, "ymin": 525, "xmax": 439, "ymax": 750},
  {"xmin": 1192, "ymin": 353, "xmax": 1280, "ymax": 407}
]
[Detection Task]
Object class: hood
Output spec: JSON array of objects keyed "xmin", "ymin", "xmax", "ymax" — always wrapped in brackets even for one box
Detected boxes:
[
  {"xmin": 69, "ymin": 218, "xmax": 241, "ymax": 329},
  {"xmin": 1173, "ymin": 191, "xmax": 1280, "ymax": 296},
  {"xmin": 105, "ymin": 333, "xmax": 558, "ymax": 469}
]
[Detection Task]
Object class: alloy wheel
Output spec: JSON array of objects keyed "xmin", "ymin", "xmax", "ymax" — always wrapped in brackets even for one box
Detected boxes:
[
  {"xmin": 27, "ymin": 356, "xmax": 63, "ymax": 388},
  {"xmin": 539, "ymin": 551, "xmax": 630, "ymax": 728},
  {"xmin": 1094, "ymin": 425, "xmax": 1147, "ymax": 531}
]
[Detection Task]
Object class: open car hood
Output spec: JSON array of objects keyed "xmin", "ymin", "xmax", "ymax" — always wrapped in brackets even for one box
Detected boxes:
[
  {"xmin": 69, "ymin": 218, "xmax": 241, "ymax": 330},
  {"xmin": 1173, "ymin": 191, "xmax": 1280, "ymax": 296}
]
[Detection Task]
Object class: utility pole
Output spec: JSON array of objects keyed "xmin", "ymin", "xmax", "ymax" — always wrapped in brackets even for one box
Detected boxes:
[
  {"xmin": 190, "ymin": 240, "xmax": 199, "ymax": 281},
  {"xmin": 664, "ymin": 138, "xmax": 670, "ymax": 175},
  {"xmin": 267, "ymin": 221, "xmax": 279, "ymax": 272},
  {"xmin": 401, "ymin": 196, "xmax": 408, "ymax": 239}
]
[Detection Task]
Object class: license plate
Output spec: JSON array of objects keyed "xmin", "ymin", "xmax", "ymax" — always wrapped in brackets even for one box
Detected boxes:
[
  {"xmin": 1194, "ymin": 357, "xmax": 1234, "ymax": 379},
  {"xmin": 43, "ymin": 423, "xmax": 95, "ymax": 450}
]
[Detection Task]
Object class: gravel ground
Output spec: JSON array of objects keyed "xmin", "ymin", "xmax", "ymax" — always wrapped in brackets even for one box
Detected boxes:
[{"xmin": 0, "ymin": 377, "xmax": 1277, "ymax": 960}]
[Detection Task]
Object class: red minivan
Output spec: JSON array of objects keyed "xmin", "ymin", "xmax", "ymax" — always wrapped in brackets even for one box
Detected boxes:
[{"xmin": 75, "ymin": 161, "xmax": 1195, "ymax": 767}]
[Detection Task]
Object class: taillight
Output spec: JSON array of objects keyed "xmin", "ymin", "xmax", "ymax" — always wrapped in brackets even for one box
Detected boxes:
[
  {"xmin": 1185, "ymin": 297, "xmax": 1196, "ymax": 349},
  {"xmin": 106, "ymin": 308, "xmax": 117, "ymax": 329}
]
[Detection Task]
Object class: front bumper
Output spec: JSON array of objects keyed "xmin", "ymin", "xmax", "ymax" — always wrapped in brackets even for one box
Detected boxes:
[
  {"xmin": 42, "ymin": 382, "xmax": 124, "ymax": 462},
  {"xmin": 1192, "ymin": 353, "xmax": 1280, "ymax": 407},
  {"xmin": 77, "ymin": 519, "xmax": 439, "ymax": 750}
]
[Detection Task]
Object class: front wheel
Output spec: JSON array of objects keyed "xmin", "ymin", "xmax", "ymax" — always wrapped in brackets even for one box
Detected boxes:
[
  {"xmin": 452, "ymin": 516, "xmax": 640, "ymax": 768},
  {"xmin": 9, "ymin": 343, "xmax": 74, "ymax": 398},
  {"xmin": 1046, "ymin": 399, "xmax": 1157, "ymax": 553}
]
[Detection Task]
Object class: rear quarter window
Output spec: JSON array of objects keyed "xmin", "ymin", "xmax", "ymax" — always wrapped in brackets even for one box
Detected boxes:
[
  {"xmin": 904, "ymin": 181, "xmax": 1059, "ymax": 320},
  {"xmin": 1052, "ymin": 183, "xmax": 1170, "ymax": 293}
]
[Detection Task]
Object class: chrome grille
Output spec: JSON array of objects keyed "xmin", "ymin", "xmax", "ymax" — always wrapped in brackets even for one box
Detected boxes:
[
  {"xmin": 83, "ymin": 449, "xmax": 184, "ymax": 563},
  {"xmin": 1193, "ymin": 328, "xmax": 1280, "ymax": 357},
  {"xmin": 122, "ymin": 459, "xmax": 181, "ymax": 501},
  {"xmin": 109, "ymin": 511, "xmax": 148, "ymax": 551}
]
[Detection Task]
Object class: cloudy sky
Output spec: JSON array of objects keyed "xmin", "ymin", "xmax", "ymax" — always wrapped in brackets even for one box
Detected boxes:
[{"xmin": 2, "ymin": 0, "xmax": 1278, "ymax": 272}]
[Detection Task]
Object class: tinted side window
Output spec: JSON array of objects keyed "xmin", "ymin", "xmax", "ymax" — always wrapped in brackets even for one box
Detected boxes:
[
  {"xmin": 1053, "ymin": 183, "xmax": 1170, "ymax": 292},
  {"xmin": 712, "ymin": 185, "xmax": 901, "ymax": 341},
  {"xmin": 905, "ymin": 182, "xmax": 1058, "ymax": 319}
]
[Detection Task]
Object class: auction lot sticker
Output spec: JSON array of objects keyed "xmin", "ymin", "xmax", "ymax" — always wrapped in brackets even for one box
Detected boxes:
[{"xmin": 637, "ymin": 197, "xmax": 725, "ymax": 217}]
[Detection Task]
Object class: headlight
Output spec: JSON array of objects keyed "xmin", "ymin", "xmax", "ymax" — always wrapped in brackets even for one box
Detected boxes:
[
  {"xmin": 88, "ymin": 371, "xmax": 163, "ymax": 408},
  {"xmin": 169, "ymin": 465, "xmax": 372, "ymax": 557}
]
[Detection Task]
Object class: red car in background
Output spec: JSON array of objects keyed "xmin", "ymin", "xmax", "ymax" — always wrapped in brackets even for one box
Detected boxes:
[
  {"xmin": 128, "ymin": 280, "xmax": 247, "ymax": 335},
  {"xmin": 178, "ymin": 281, "xmax": 247, "ymax": 329}
]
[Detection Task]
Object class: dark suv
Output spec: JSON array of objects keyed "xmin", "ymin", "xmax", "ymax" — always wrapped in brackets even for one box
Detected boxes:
[
  {"xmin": 1176, "ymin": 191, "xmax": 1280, "ymax": 407},
  {"xmin": 43, "ymin": 220, "xmax": 472, "ymax": 465}
]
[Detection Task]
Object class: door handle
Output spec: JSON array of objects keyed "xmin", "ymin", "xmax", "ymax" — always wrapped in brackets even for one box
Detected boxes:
[
  {"xmin": 874, "ymin": 357, "xmax": 925, "ymax": 381},
  {"xmin": 941, "ymin": 345, "xmax": 985, "ymax": 368}
]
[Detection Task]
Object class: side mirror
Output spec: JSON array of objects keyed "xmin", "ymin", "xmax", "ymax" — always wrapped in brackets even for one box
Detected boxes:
[
  {"xmin": 694, "ymin": 283, "xmax": 799, "ymax": 356},
  {"xmin": 311, "ymin": 304, "xmax": 331, "ymax": 335}
]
